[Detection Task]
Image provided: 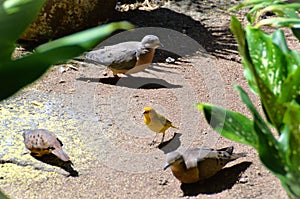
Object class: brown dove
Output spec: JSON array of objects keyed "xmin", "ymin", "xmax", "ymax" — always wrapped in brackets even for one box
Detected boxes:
[
  {"xmin": 84, "ymin": 35, "xmax": 160, "ymax": 78},
  {"xmin": 23, "ymin": 129, "xmax": 70, "ymax": 162},
  {"xmin": 164, "ymin": 146, "xmax": 246, "ymax": 183}
]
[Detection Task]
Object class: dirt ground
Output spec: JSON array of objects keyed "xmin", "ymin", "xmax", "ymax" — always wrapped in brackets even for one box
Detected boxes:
[{"xmin": 0, "ymin": 0, "xmax": 293, "ymax": 198}]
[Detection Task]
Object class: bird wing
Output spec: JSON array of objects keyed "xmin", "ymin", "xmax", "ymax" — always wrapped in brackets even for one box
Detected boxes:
[
  {"xmin": 182, "ymin": 147, "xmax": 212, "ymax": 169},
  {"xmin": 23, "ymin": 129, "xmax": 52, "ymax": 149},
  {"xmin": 156, "ymin": 113, "xmax": 167, "ymax": 126},
  {"xmin": 85, "ymin": 41, "xmax": 142, "ymax": 70}
]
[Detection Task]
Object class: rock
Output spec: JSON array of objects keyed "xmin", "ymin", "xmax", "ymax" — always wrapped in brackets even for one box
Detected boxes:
[
  {"xmin": 21, "ymin": 0, "xmax": 118, "ymax": 43},
  {"xmin": 239, "ymin": 177, "xmax": 248, "ymax": 184}
]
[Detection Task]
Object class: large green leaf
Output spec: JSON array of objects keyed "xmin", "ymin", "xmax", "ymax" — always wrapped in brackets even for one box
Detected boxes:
[
  {"xmin": 244, "ymin": 27, "xmax": 292, "ymax": 129},
  {"xmin": 246, "ymin": 1, "xmax": 276, "ymax": 23},
  {"xmin": 283, "ymin": 102, "xmax": 300, "ymax": 175},
  {"xmin": 280, "ymin": 102, "xmax": 300, "ymax": 198},
  {"xmin": 278, "ymin": 64, "xmax": 300, "ymax": 104},
  {"xmin": 230, "ymin": 17, "xmax": 260, "ymax": 94},
  {"xmin": 235, "ymin": 86, "xmax": 286, "ymax": 176},
  {"xmin": 0, "ymin": 21, "xmax": 133, "ymax": 100},
  {"xmin": 196, "ymin": 103, "xmax": 258, "ymax": 148},
  {"xmin": 255, "ymin": 17, "xmax": 300, "ymax": 28},
  {"xmin": 245, "ymin": 27, "xmax": 287, "ymax": 96},
  {"xmin": 35, "ymin": 22, "xmax": 134, "ymax": 53},
  {"xmin": 0, "ymin": 190, "xmax": 8, "ymax": 199},
  {"xmin": 0, "ymin": 0, "xmax": 46, "ymax": 61},
  {"xmin": 259, "ymin": 3, "xmax": 300, "ymax": 18},
  {"xmin": 229, "ymin": 0, "xmax": 274, "ymax": 11}
]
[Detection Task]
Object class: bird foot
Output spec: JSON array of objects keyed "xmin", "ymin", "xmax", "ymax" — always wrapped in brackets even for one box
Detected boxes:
[{"xmin": 149, "ymin": 140, "xmax": 156, "ymax": 146}]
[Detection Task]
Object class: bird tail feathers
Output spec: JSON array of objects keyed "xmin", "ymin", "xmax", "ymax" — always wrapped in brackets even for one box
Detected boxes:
[
  {"xmin": 52, "ymin": 149, "xmax": 70, "ymax": 162},
  {"xmin": 171, "ymin": 124, "xmax": 179, "ymax": 129},
  {"xmin": 231, "ymin": 152, "xmax": 247, "ymax": 160}
]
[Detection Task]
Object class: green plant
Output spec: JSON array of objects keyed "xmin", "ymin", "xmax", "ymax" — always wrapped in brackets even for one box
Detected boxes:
[
  {"xmin": 197, "ymin": 0, "xmax": 300, "ymax": 198},
  {"xmin": 0, "ymin": 0, "xmax": 133, "ymax": 101}
]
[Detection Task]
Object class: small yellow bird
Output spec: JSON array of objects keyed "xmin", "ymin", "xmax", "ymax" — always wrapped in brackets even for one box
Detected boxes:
[{"xmin": 143, "ymin": 106, "xmax": 178, "ymax": 145}]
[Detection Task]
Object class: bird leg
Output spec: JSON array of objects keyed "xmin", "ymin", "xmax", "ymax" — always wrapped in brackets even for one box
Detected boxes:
[
  {"xmin": 113, "ymin": 74, "xmax": 121, "ymax": 80},
  {"xmin": 102, "ymin": 68, "xmax": 109, "ymax": 76},
  {"xmin": 160, "ymin": 133, "xmax": 165, "ymax": 144},
  {"xmin": 150, "ymin": 133, "xmax": 158, "ymax": 146}
]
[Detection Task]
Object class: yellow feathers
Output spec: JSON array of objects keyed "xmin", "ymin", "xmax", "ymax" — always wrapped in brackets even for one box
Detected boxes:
[{"xmin": 143, "ymin": 106, "xmax": 178, "ymax": 145}]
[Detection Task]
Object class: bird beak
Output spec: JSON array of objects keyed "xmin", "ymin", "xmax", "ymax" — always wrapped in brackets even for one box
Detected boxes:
[
  {"xmin": 159, "ymin": 42, "xmax": 164, "ymax": 48},
  {"xmin": 143, "ymin": 110, "xmax": 150, "ymax": 115},
  {"xmin": 163, "ymin": 163, "xmax": 171, "ymax": 170}
]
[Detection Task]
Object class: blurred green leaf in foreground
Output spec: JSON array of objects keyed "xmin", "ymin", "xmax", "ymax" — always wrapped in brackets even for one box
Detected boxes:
[{"xmin": 0, "ymin": 0, "xmax": 133, "ymax": 101}]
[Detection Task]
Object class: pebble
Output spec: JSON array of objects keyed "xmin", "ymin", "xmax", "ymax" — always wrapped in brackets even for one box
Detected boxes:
[
  {"xmin": 165, "ymin": 57, "xmax": 175, "ymax": 64},
  {"xmin": 239, "ymin": 177, "xmax": 248, "ymax": 184}
]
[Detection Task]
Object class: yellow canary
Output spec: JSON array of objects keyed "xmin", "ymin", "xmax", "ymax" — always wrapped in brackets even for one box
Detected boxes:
[{"xmin": 143, "ymin": 106, "xmax": 178, "ymax": 145}]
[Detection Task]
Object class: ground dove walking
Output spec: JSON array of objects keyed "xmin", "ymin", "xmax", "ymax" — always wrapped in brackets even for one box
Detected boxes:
[
  {"xmin": 23, "ymin": 129, "xmax": 70, "ymax": 162},
  {"xmin": 84, "ymin": 35, "xmax": 160, "ymax": 78}
]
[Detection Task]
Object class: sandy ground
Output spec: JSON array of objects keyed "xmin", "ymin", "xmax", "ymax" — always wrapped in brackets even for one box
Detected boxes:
[{"xmin": 0, "ymin": 0, "xmax": 292, "ymax": 198}]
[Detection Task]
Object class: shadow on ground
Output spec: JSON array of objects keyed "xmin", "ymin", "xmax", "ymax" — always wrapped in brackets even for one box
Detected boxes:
[
  {"xmin": 77, "ymin": 76, "xmax": 182, "ymax": 89},
  {"xmin": 158, "ymin": 132, "xmax": 182, "ymax": 154},
  {"xmin": 180, "ymin": 161, "xmax": 252, "ymax": 196},
  {"xmin": 110, "ymin": 6, "xmax": 238, "ymax": 61},
  {"xmin": 31, "ymin": 154, "xmax": 79, "ymax": 177}
]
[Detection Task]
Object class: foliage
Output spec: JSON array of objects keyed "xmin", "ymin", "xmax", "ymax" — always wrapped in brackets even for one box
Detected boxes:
[
  {"xmin": 0, "ymin": 0, "xmax": 133, "ymax": 101},
  {"xmin": 197, "ymin": 0, "xmax": 300, "ymax": 198}
]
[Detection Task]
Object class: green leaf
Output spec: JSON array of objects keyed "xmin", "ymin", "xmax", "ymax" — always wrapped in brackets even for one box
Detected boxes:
[
  {"xmin": 0, "ymin": 0, "xmax": 46, "ymax": 61},
  {"xmin": 196, "ymin": 103, "xmax": 258, "ymax": 148},
  {"xmin": 259, "ymin": 3, "xmax": 300, "ymax": 18},
  {"xmin": 271, "ymin": 29, "xmax": 289, "ymax": 54},
  {"xmin": 244, "ymin": 27, "xmax": 290, "ymax": 129},
  {"xmin": 229, "ymin": 0, "xmax": 273, "ymax": 11},
  {"xmin": 36, "ymin": 21, "xmax": 134, "ymax": 53},
  {"xmin": 230, "ymin": 16, "xmax": 247, "ymax": 59},
  {"xmin": 245, "ymin": 27, "xmax": 287, "ymax": 96},
  {"xmin": 0, "ymin": 46, "xmax": 83, "ymax": 100},
  {"xmin": 230, "ymin": 17, "xmax": 259, "ymax": 95},
  {"xmin": 280, "ymin": 102, "xmax": 300, "ymax": 197},
  {"xmin": 283, "ymin": 102, "xmax": 300, "ymax": 175},
  {"xmin": 255, "ymin": 17, "xmax": 300, "ymax": 28},
  {"xmin": 235, "ymin": 85, "xmax": 287, "ymax": 176},
  {"xmin": 247, "ymin": 2, "xmax": 275, "ymax": 23},
  {"xmin": 278, "ymin": 64, "xmax": 300, "ymax": 104},
  {"xmin": 0, "ymin": 190, "xmax": 8, "ymax": 199},
  {"xmin": 0, "ymin": 21, "xmax": 133, "ymax": 101}
]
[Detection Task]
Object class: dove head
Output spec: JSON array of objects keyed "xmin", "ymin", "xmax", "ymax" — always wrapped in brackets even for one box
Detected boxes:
[
  {"xmin": 23, "ymin": 129, "xmax": 34, "ymax": 140},
  {"xmin": 141, "ymin": 35, "xmax": 161, "ymax": 49},
  {"xmin": 164, "ymin": 151, "xmax": 184, "ymax": 170}
]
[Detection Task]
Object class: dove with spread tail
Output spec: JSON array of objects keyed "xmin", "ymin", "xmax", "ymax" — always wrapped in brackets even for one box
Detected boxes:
[
  {"xmin": 164, "ymin": 146, "xmax": 246, "ymax": 183},
  {"xmin": 23, "ymin": 129, "xmax": 70, "ymax": 162}
]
